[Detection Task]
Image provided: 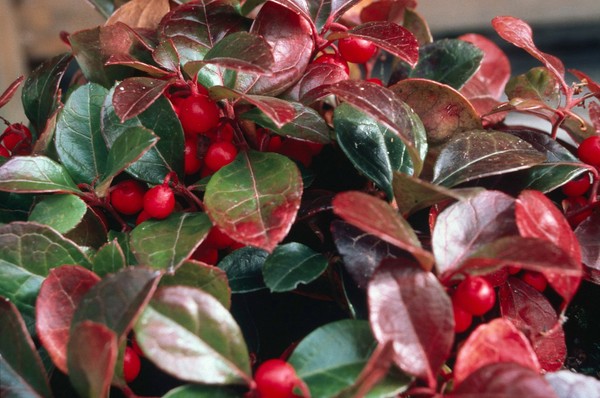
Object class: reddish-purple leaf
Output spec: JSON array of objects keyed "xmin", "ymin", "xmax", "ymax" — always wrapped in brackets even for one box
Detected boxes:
[
  {"xmin": 402, "ymin": 9, "xmax": 433, "ymax": 46},
  {"xmin": 113, "ymin": 77, "xmax": 171, "ymax": 122},
  {"xmin": 449, "ymin": 362, "xmax": 558, "ymax": 398},
  {"xmin": 499, "ymin": 277, "xmax": 566, "ymax": 372},
  {"xmin": 368, "ymin": 260, "xmax": 454, "ymax": 387},
  {"xmin": 329, "ymin": 21, "xmax": 419, "ymax": 67},
  {"xmin": 589, "ymin": 102, "xmax": 600, "ymax": 133},
  {"xmin": 105, "ymin": 0, "xmax": 170, "ymax": 30},
  {"xmin": 454, "ymin": 319, "xmax": 540, "ymax": 387},
  {"xmin": 432, "ymin": 190, "xmax": 518, "ymax": 277},
  {"xmin": 492, "ymin": 16, "xmax": 566, "ymax": 93},
  {"xmin": 574, "ymin": 210, "xmax": 600, "ymax": 274},
  {"xmin": 286, "ymin": 63, "xmax": 348, "ymax": 102},
  {"xmin": 333, "ymin": 191, "xmax": 434, "ymax": 270},
  {"xmin": 545, "ymin": 370, "xmax": 600, "ymax": 398},
  {"xmin": 67, "ymin": 321, "xmax": 118, "ymax": 398},
  {"xmin": 153, "ymin": 39, "xmax": 180, "ymax": 72},
  {"xmin": 570, "ymin": 69, "xmax": 600, "ymax": 94},
  {"xmin": 104, "ymin": 54, "xmax": 171, "ymax": 77},
  {"xmin": 0, "ymin": 76, "xmax": 24, "ymax": 109},
  {"xmin": 36, "ymin": 265, "xmax": 101, "ymax": 374}
]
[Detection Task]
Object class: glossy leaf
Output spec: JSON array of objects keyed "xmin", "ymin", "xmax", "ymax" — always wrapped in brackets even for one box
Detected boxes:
[
  {"xmin": 67, "ymin": 321, "xmax": 118, "ymax": 398},
  {"xmin": 31, "ymin": 106, "xmax": 61, "ymax": 156},
  {"xmin": 333, "ymin": 191, "xmax": 434, "ymax": 270},
  {"xmin": 288, "ymin": 63, "xmax": 349, "ymax": 102},
  {"xmin": 450, "ymin": 362, "xmax": 558, "ymax": 398},
  {"xmin": 130, "ymin": 212, "xmax": 211, "ymax": 271},
  {"xmin": 432, "ymin": 190, "xmax": 518, "ymax": 276},
  {"xmin": 0, "ymin": 297, "xmax": 52, "ymax": 398},
  {"xmin": 575, "ymin": 211, "xmax": 600, "ymax": 273},
  {"xmin": 92, "ymin": 240, "xmax": 127, "ymax": 277},
  {"xmin": 112, "ymin": 77, "xmax": 171, "ymax": 122},
  {"xmin": 205, "ymin": 150, "xmax": 302, "ymax": 252},
  {"xmin": 506, "ymin": 67, "xmax": 560, "ymax": 106},
  {"xmin": 108, "ymin": 231, "xmax": 138, "ymax": 266},
  {"xmin": 331, "ymin": 220, "xmax": 407, "ymax": 289},
  {"xmin": 0, "ymin": 222, "xmax": 91, "ymax": 323},
  {"xmin": 368, "ymin": 260, "xmax": 454, "ymax": 387},
  {"xmin": 262, "ymin": 242, "xmax": 328, "ymax": 292},
  {"xmin": 21, "ymin": 53, "xmax": 72, "ymax": 132},
  {"xmin": 334, "ymin": 102, "xmax": 425, "ymax": 197},
  {"xmin": 200, "ymin": 31, "xmax": 275, "ymax": 74},
  {"xmin": 217, "ymin": 247, "xmax": 269, "ymax": 293},
  {"xmin": 453, "ymin": 318, "xmax": 540, "ymax": 387},
  {"xmin": 102, "ymin": 87, "xmax": 184, "ymax": 184},
  {"xmin": 500, "ymin": 277, "xmax": 566, "ymax": 372},
  {"xmin": 0, "ymin": 192, "xmax": 33, "ymax": 224},
  {"xmin": 241, "ymin": 101, "xmax": 331, "ymax": 144},
  {"xmin": 0, "ymin": 156, "xmax": 80, "ymax": 194},
  {"xmin": 432, "ymin": 130, "xmax": 546, "ymax": 187},
  {"xmin": 71, "ymin": 266, "xmax": 160, "ymax": 338},
  {"xmin": 64, "ymin": 207, "xmax": 108, "ymax": 250},
  {"xmin": 288, "ymin": 319, "xmax": 411, "ymax": 398},
  {"xmin": 0, "ymin": 75, "xmax": 24, "ymax": 109},
  {"xmin": 545, "ymin": 370, "xmax": 600, "ymax": 398},
  {"xmin": 163, "ymin": 385, "xmax": 242, "ymax": 398},
  {"xmin": 160, "ymin": 260, "xmax": 231, "ymax": 309},
  {"xmin": 105, "ymin": 0, "xmax": 170, "ymax": 29},
  {"xmin": 403, "ymin": 9, "xmax": 433, "ymax": 46},
  {"xmin": 134, "ymin": 286, "xmax": 252, "ymax": 385},
  {"xmin": 29, "ymin": 194, "xmax": 87, "ymax": 234},
  {"xmin": 35, "ymin": 265, "xmax": 100, "ymax": 373}
]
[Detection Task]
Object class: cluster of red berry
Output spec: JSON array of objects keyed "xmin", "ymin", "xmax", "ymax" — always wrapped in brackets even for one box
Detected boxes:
[
  {"xmin": 313, "ymin": 36, "xmax": 379, "ymax": 78},
  {"xmin": 110, "ymin": 179, "xmax": 175, "ymax": 223},
  {"xmin": 0, "ymin": 122, "xmax": 32, "ymax": 158}
]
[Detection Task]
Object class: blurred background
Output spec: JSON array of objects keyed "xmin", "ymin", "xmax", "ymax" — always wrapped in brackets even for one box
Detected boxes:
[{"xmin": 1, "ymin": 0, "xmax": 599, "ymax": 122}]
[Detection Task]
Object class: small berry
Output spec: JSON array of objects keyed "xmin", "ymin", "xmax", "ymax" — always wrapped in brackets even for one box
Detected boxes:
[
  {"xmin": 521, "ymin": 271, "xmax": 547, "ymax": 292},
  {"xmin": 204, "ymin": 141, "xmax": 238, "ymax": 171},
  {"xmin": 506, "ymin": 265, "xmax": 521, "ymax": 275},
  {"xmin": 191, "ymin": 243, "xmax": 219, "ymax": 265},
  {"xmin": 366, "ymin": 77, "xmax": 383, "ymax": 86},
  {"xmin": 254, "ymin": 359, "xmax": 302, "ymax": 398},
  {"xmin": 267, "ymin": 135, "xmax": 283, "ymax": 152},
  {"xmin": 0, "ymin": 145, "xmax": 9, "ymax": 158},
  {"xmin": 338, "ymin": 37, "xmax": 378, "ymax": 63},
  {"xmin": 453, "ymin": 276, "xmax": 496, "ymax": 316},
  {"xmin": 205, "ymin": 226, "xmax": 235, "ymax": 250},
  {"xmin": 452, "ymin": 301, "xmax": 472, "ymax": 333},
  {"xmin": 184, "ymin": 136, "xmax": 203, "ymax": 175},
  {"xmin": 577, "ymin": 135, "xmax": 600, "ymax": 167},
  {"xmin": 172, "ymin": 91, "xmax": 220, "ymax": 135},
  {"xmin": 1, "ymin": 123, "xmax": 32, "ymax": 155},
  {"xmin": 123, "ymin": 346, "xmax": 141, "ymax": 383},
  {"xmin": 563, "ymin": 196, "xmax": 593, "ymax": 227},
  {"xmin": 110, "ymin": 180, "xmax": 147, "ymax": 215},
  {"xmin": 562, "ymin": 173, "xmax": 591, "ymax": 197},
  {"xmin": 136, "ymin": 210, "xmax": 151, "ymax": 225},
  {"xmin": 143, "ymin": 184, "xmax": 175, "ymax": 219},
  {"xmin": 312, "ymin": 53, "xmax": 350, "ymax": 75}
]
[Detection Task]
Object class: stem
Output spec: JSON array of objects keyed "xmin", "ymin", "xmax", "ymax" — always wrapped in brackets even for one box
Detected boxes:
[{"xmin": 551, "ymin": 111, "xmax": 566, "ymax": 140}]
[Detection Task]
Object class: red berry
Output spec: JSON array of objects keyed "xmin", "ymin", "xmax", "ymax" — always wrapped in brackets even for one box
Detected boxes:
[
  {"xmin": 366, "ymin": 77, "xmax": 383, "ymax": 86},
  {"xmin": 172, "ymin": 92, "xmax": 220, "ymax": 136},
  {"xmin": 563, "ymin": 196, "xmax": 593, "ymax": 227},
  {"xmin": 267, "ymin": 135, "xmax": 283, "ymax": 152},
  {"xmin": 506, "ymin": 265, "xmax": 521, "ymax": 275},
  {"xmin": 278, "ymin": 139, "xmax": 313, "ymax": 167},
  {"xmin": 254, "ymin": 359, "xmax": 301, "ymax": 398},
  {"xmin": 453, "ymin": 276, "xmax": 496, "ymax": 316},
  {"xmin": 1, "ymin": 123, "xmax": 32, "ymax": 155},
  {"xmin": 577, "ymin": 136, "xmax": 600, "ymax": 167},
  {"xmin": 0, "ymin": 145, "xmax": 9, "ymax": 158},
  {"xmin": 184, "ymin": 136, "xmax": 203, "ymax": 175},
  {"xmin": 205, "ymin": 226, "xmax": 235, "ymax": 249},
  {"xmin": 110, "ymin": 180, "xmax": 147, "ymax": 215},
  {"xmin": 204, "ymin": 141, "xmax": 238, "ymax": 171},
  {"xmin": 123, "ymin": 346, "xmax": 141, "ymax": 383},
  {"xmin": 452, "ymin": 301, "xmax": 472, "ymax": 333},
  {"xmin": 191, "ymin": 243, "xmax": 219, "ymax": 265},
  {"xmin": 562, "ymin": 173, "xmax": 591, "ymax": 197},
  {"xmin": 143, "ymin": 184, "xmax": 175, "ymax": 219},
  {"xmin": 338, "ymin": 37, "xmax": 378, "ymax": 63},
  {"xmin": 312, "ymin": 53, "xmax": 350, "ymax": 75},
  {"xmin": 521, "ymin": 271, "xmax": 547, "ymax": 292},
  {"xmin": 136, "ymin": 210, "xmax": 151, "ymax": 225}
]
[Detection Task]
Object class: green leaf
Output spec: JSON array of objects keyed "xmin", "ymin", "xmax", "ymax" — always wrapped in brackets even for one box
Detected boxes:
[
  {"xmin": 21, "ymin": 53, "xmax": 72, "ymax": 133},
  {"xmin": 218, "ymin": 247, "xmax": 269, "ymax": 293},
  {"xmin": 55, "ymin": 83, "xmax": 110, "ymax": 185},
  {"xmin": 0, "ymin": 192, "xmax": 36, "ymax": 224},
  {"xmin": 29, "ymin": 194, "xmax": 88, "ymax": 234},
  {"xmin": 0, "ymin": 156, "xmax": 81, "ymax": 194},
  {"xmin": 0, "ymin": 297, "xmax": 52, "ymax": 398},
  {"xmin": 205, "ymin": 150, "xmax": 303, "ymax": 252},
  {"xmin": 108, "ymin": 231, "xmax": 137, "ymax": 265},
  {"xmin": 335, "ymin": 102, "xmax": 425, "ymax": 199},
  {"xmin": 164, "ymin": 385, "xmax": 243, "ymax": 398},
  {"xmin": 241, "ymin": 101, "xmax": 331, "ymax": 144},
  {"xmin": 200, "ymin": 31, "xmax": 275, "ymax": 73},
  {"xmin": 130, "ymin": 212, "xmax": 211, "ymax": 271},
  {"xmin": 410, "ymin": 39, "xmax": 484, "ymax": 89},
  {"xmin": 95, "ymin": 126, "xmax": 159, "ymax": 196},
  {"xmin": 505, "ymin": 67, "xmax": 560, "ymax": 105},
  {"xmin": 262, "ymin": 243, "xmax": 328, "ymax": 292},
  {"xmin": 432, "ymin": 130, "xmax": 546, "ymax": 187},
  {"xmin": 0, "ymin": 222, "xmax": 91, "ymax": 324},
  {"xmin": 102, "ymin": 87, "xmax": 184, "ymax": 184},
  {"xmin": 135, "ymin": 286, "xmax": 252, "ymax": 385},
  {"xmin": 160, "ymin": 260, "xmax": 231, "ymax": 309},
  {"xmin": 92, "ymin": 240, "xmax": 127, "ymax": 277},
  {"xmin": 288, "ymin": 319, "xmax": 411, "ymax": 398}
]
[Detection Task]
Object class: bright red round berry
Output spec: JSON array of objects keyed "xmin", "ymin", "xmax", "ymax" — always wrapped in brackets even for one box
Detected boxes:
[
  {"xmin": 184, "ymin": 136, "xmax": 203, "ymax": 175},
  {"xmin": 172, "ymin": 91, "xmax": 220, "ymax": 136},
  {"xmin": 452, "ymin": 301, "xmax": 472, "ymax": 333},
  {"xmin": 562, "ymin": 173, "xmax": 591, "ymax": 197},
  {"xmin": 204, "ymin": 141, "xmax": 238, "ymax": 171},
  {"xmin": 205, "ymin": 226, "xmax": 235, "ymax": 250},
  {"xmin": 0, "ymin": 145, "xmax": 9, "ymax": 158},
  {"xmin": 254, "ymin": 359, "xmax": 302, "ymax": 398},
  {"xmin": 312, "ymin": 53, "xmax": 350, "ymax": 75},
  {"xmin": 366, "ymin": 77, "xmax": 383, "ymax": 86},
  {"xmin": 1, "ymin": 123, "xmax": 32, "ymax": 155},
  {"xmin": 191, "ymin": 242, "xmax": 219, "ymax": 265},
  {"xmin": 577, "ymin": 136, "xmax": 600, "ymax": 167},
  {"xmin": 338, "ymin": 37, "xmax": 378, "ymax": 63},
  {"xmin": 453, "ymin": 276, "xmax": 496, "ymax": 316},
  {"xmin": 143, "ymin": 184, "xmax": 175, "ymax": 219},
  {"xmin": 123, "ymin": 346, "xmax": 141, "ymax": 383},
  {"xmin": 110, "ymin": 180, "xmax": 147, "ymax": 215},
  {"xmin": 521, "ymin": 271, "xmax": 547, "ymax": 292}
]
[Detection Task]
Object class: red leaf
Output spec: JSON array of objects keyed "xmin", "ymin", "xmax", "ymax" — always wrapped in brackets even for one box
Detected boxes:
[
  {"xmin": 113, "ymin": 77, "xmax": 171, "ymax": 122},
  {"xmin": 589, "ymin": 102, "xmax": 600, "ymax": 133},
  {"xmin": 499, "ymin": 277, "xmax": 566, "ymax": 372},
  {"xmin": 570, "ymin": 69, "xmax": 600, "ymax": 95},
  {"xmin": 492, "ymin": 16, "xmax": 566, "ymax": 93},
  {"xmin": 454, "ymin": 318, "xmax": 540, "ymax": 388},
  {"xmin": 0, "ymin": 75, "xmax": 24, "ymax": 109},
  {"xmin": 368, "ymin": 260, "xmax": 454, "ymax": 387},
  {"xmin": 36, "ymin": 265, "xmax": 101, "ymax": 373},
  {"xmin": 575, "ymin": 210, "xmax": 600, "ymax": 274},
  {"xmin": 333, "ymin": 191, "xmax": 434, "ymax": 270},
  {"xmin": 450, "ymin": 362, "xmax": 558, "ymax": 398},
  {"xmin": 286, "ymin": 63, "xmax": 348, "ymax": 102}
]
